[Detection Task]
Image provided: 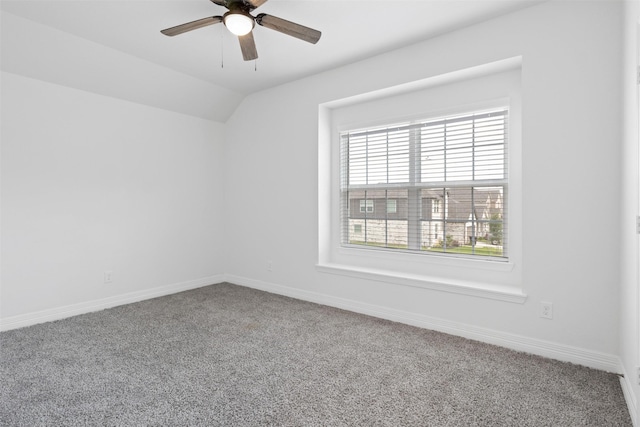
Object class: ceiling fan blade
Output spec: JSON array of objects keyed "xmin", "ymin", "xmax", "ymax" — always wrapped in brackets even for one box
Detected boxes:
[
  {"xmin": 256, "ymin": 13, "xmax": 321, "ymax": 44},
  {"xmin": 238, "ymin": 32, "xmax": 258, "ymax": 61},
  {"xmin": 245, "ymin": 0, "xmax": 268, "ymax": 9},
  {"xmin": 161, "ymin": 16, "xmax": 223, "ymax": 36},
  {"xmin": 209, "ymin": 0, "xmax": 227, "ymax": 6}
]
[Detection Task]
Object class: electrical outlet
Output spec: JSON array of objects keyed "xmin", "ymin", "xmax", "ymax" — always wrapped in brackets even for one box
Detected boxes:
[
  {"xmin": 103, "ymin": 271, "xmax": 113, "ymax": 284},
  {"xmin": 266, "ymin": 261, "xmax": 272, "ymax": 272},
  {"xmin": 540, "ymin": 301, "xmax": 553, "ymax": 319}
]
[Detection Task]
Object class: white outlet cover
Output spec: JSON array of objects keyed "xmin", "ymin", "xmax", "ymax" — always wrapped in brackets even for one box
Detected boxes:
[{"xmin": 540, "ymin": 302, "xmax": 553, "ymax": 319}]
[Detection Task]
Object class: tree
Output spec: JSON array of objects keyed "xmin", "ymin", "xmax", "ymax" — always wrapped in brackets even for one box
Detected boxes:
[{"xmin": 489, "ymin": 213, "xmax": 503, "ymax": 244}]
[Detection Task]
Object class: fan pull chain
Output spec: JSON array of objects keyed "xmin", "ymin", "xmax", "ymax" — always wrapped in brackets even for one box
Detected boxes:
[
  {"xmin": 221, "ymin": 34, "xmax": 224, "ymax": 68},
  {"xmin": 254, "ymin": 59, "xmax": 257, "ymax": 72}
]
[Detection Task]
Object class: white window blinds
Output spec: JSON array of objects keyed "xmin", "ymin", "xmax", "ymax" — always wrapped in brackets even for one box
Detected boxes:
[{"xmin": 340, "ymin": 108, "xmax": 508, "ymax": 259}]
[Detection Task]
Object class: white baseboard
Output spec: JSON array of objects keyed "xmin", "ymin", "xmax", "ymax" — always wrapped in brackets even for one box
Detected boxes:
[
  {"xmin": 620, "ymin": 365, "xmax": 639, "ymax": 427},
  {"xmin": 0, "ymin": 274, "xmax": 224, "ymax": 332},
  {"xmin": 1, "ymin": 273, "xmax": 624, "ymax": 375},
  {"xmin": 225, "ymin": 274, "xmax": 622, "ymax": 374}
]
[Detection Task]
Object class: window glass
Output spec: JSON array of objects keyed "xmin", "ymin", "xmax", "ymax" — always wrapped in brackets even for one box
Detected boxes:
[{"xmin": 341, "ymin": 109, "xmax": 508, "ymax": 259}]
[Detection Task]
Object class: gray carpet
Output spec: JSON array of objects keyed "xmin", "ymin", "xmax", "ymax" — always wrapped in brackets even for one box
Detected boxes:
[{"xmin": 0, "ymin": 282, "xmax": 632, "ymax": 426}]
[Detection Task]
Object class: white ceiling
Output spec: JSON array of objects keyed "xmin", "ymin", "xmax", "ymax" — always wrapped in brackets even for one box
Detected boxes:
[{"xmin": 1, "ymin": 0, "xmax": 545, "ymax": 120}]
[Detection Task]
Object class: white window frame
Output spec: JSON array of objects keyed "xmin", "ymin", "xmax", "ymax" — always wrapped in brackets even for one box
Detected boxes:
[{"xmin": 317, "ymin": 59, "xmax": 525, "ymax": 303}]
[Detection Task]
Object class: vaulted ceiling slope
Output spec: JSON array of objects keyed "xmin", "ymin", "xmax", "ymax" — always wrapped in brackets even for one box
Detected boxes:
[{"xmin": 0, "ymin": 0, "xmax": 546, "ymax": 123}]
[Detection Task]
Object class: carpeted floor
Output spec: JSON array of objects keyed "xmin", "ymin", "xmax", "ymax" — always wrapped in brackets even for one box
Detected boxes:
[{"xmin": 0, "ymin": 282, "xmax": 632, "ymax": 426}]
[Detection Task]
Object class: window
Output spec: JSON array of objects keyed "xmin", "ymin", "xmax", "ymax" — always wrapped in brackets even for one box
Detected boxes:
[
  {"xmin": 340, "ymin": 108, "xmax": 508, "ymax": 259},
  {"xmin": 387, "ymin": 199, "xmax": 397, "ymax": 214},
  {"xmin": 319, "ymin": 63, "xmax": 523, "ymax": 301},
  {"xmin": 359, "ymin": 199, "xmax": 374, "ymax": 213}
]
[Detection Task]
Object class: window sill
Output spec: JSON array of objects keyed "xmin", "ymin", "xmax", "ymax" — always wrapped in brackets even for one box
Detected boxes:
[
  {"xmin": 339, "ymin": 245, "xmax": 515, "ymax": 272},
  {"xmin": 315, "ymin": 262, "xmax": 527, "ymax": 304}
]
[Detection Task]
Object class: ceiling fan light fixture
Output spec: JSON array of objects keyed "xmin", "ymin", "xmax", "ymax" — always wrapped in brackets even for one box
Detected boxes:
[{"xmin": 224, "ymin": 11, "xmax": 254, "ymax": 36}]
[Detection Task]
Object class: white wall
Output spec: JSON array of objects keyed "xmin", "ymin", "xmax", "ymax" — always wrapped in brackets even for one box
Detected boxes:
[
  {"xmin": 224, "ymin": 0, "xmax": 624, "ymax": 369},
  {"xmin": 1, "ymin": 72, "xmax": 226, "ymax": 325},
  {"xmin": 620, "ymin": 0, "xmax": 640, "ymax": 423}
]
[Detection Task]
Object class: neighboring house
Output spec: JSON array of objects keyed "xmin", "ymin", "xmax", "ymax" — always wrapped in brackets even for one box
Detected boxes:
[{"xmin": 346, "ymin": 187, "xmax": 503, "ymax": 250}]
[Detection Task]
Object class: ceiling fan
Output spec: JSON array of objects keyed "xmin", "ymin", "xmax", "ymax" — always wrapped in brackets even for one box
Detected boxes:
[{"xmin": 161, "ymin": 0, "xmax": 321, "ymax": 61}]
